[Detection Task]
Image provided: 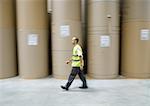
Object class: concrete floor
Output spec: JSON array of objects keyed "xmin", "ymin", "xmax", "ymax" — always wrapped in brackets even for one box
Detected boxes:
[{"xmin": 0, "ymin": 77, "xmax": 150, "ymax": 106}]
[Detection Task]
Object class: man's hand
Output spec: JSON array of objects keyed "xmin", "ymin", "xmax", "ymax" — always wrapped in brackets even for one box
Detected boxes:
[
  {"xmin": 66, "ymin": 60, "xmax": 70, "ymax": 64},
  {"xmin": 80, "ymin": 65, "xmax": 84, "ymax": 70}
]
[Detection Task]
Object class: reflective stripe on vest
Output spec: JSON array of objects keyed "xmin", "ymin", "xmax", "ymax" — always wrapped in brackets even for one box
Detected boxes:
[{"xmin": 72, "ymin": 59, "xmax": 80, "ymax": 61}]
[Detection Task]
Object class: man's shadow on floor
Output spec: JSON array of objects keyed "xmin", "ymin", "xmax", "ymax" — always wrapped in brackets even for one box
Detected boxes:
[{"xmin": 64, "ymin": 86, "xmax": 99, "ymax": 93}]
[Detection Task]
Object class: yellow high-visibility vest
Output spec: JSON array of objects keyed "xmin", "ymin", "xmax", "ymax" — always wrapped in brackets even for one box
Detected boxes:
[{"xmin": 71, "ymin": 44, "xmax": 83, "ymax": 67}]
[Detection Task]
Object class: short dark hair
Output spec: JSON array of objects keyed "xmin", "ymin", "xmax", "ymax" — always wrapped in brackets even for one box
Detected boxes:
[{"xmin": 75, "ymin": 38, "xmax": 79, "ymax": 43}]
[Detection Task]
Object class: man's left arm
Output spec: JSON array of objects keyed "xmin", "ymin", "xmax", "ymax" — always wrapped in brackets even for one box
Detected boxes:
[
  {"xmin": 77, "ymin": 47, "xmax": 84, "ymax": 70},
  {"xmin": 79, "ymin": 56, "xmax": 84, "ymax": 70}
]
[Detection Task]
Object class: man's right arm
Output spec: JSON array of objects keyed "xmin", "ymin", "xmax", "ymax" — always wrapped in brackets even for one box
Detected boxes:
[{"xmin": 66, "ymin": 58, "xmax": 72, "ymax": 64}]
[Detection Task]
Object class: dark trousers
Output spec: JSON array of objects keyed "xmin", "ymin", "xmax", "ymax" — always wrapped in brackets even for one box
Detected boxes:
[{"xmin": 66, "ymin": 67, "xmax": 87, "ymax": 88}]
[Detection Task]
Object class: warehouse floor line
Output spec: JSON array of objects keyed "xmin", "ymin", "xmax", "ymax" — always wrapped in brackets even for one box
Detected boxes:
[{"xmin": 0, "ymin": 77, "xmax": 150, "ymax": 106}]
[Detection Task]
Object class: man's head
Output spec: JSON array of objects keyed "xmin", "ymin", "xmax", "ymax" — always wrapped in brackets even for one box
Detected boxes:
[{"xmin": 72, "ymin": 37, "xmax": 79, "ymax": 45}]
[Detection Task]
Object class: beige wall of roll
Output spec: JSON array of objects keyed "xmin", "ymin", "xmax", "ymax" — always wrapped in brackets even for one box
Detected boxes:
[
  {"xmin": 0, "ymin": 0, "xmax": 17, "ymax": 79},
  {"xmin": 16, "ymin": 0, "xmax": 49, "ymax": 79},
  {"xmin": 121, "ymin": 0, "xmax": 150, "ymax": 78},
  {"xmin": 88, "ymin": 0, "xmax": 120, "ymax": 79},
  {"xmin": 52, "ymin": 0, "xmax": 83, "ymax": 79}
]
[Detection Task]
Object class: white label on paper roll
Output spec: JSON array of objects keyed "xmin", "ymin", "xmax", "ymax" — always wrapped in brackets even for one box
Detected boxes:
[
  {"xmin": 27, "ymin": 34, "xmax": 38, "ymax": 46},
  {"xmin": 60, "ymin": 25, "xmax": 70, "ymax": 37},
  {"xmin": 100, "ymin": 36, "xmax": 110, "ymax": 47},
  {"xmin": 141, "ymin": 29, "xmax": 150, "ymax": 40}
]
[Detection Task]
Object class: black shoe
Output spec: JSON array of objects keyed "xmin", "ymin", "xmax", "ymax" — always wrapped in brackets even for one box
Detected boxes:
[
  {"xmin": 61, "ymin": 85, "xmax": 69, "ymax": 91},
  {"xmin": 79, "ymin": 85, "xmax": 88, "ymax": 89}
]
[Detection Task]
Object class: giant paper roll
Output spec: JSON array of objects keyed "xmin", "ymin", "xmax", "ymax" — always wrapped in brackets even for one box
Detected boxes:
[
  {"xmin": 88, "ymin": 0, "xmax": 120, "ymax": 79},
  {"xmin": 0, "ymin": 0, "xmax": 17, "ymax": 79},
  {"xmin": 52, "ymin": 0, "xmax": 84, "ymax": 79},
  {"xmin": 16, "ymin": 0, "xmax": 49, "ymax": 79},
  {"xmin": 121, "ymin": 0, "xmax": 150, "ymax": 78}
]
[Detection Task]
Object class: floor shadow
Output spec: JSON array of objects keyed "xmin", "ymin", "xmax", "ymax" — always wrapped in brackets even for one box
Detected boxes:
[{"xmin": 67, "ymin": 87, "xmax": 99, "ymax": 93}]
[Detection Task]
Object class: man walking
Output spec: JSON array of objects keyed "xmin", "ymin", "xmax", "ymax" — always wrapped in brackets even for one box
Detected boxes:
[{"xmin": 61, "ymin": 37, "xmax": 88, "ymax": 91}]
